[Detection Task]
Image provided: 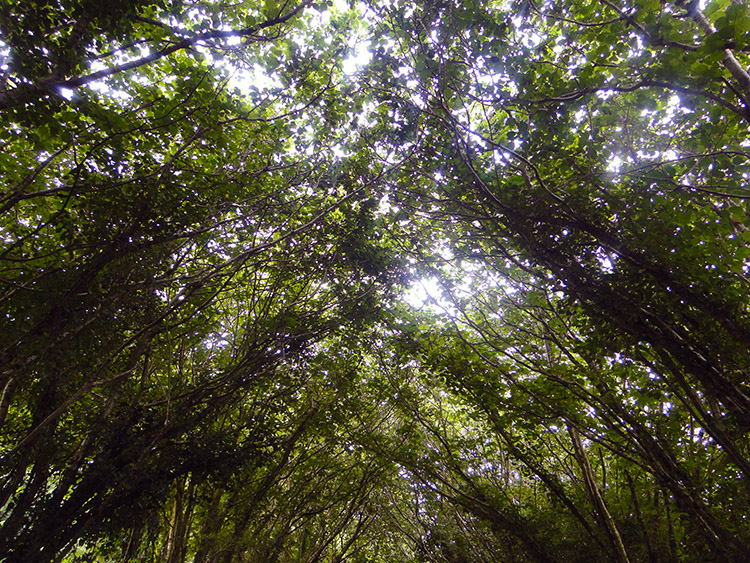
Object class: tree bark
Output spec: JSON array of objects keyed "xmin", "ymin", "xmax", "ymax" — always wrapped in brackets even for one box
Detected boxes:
[{"xmin": 568, "ymin": 426, "xmax": 631, "ymax": 563}]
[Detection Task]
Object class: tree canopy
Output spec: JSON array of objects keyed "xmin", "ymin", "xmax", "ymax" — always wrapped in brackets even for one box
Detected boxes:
[{"xmin": 1, "ymin": 0, "xmax": 750, "ymax": 561}]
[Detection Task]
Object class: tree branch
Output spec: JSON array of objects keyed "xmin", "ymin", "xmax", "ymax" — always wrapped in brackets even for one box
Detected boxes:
[{"xmin": 0, "ymin": 0, "xmax": 314, "ymax": 111}]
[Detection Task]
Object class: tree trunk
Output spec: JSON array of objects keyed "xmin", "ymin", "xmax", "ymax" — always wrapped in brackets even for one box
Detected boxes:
[{"xmin": 568, "ymin": 425, "xmax": 631, "ymax": 563}]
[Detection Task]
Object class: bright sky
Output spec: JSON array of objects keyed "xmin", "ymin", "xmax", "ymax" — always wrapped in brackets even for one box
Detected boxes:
[{"xmin": 226, "ymin": 0, "xmax": 372, "ymax": 93}]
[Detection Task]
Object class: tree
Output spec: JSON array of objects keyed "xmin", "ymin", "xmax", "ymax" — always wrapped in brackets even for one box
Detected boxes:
[
  {"xmin": 0, "ymin": 1, "xmax": 406, "ymax": 560},
  {"xmin": 2, "ymin": 0, "xmax": 750, "ymax": 561},
  {"xmin": 368, "ymin": 0, "xmax": 750, "ymax": 559}
]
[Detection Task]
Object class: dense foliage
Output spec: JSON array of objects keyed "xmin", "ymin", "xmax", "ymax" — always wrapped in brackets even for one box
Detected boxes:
[{"xmin": 1, "ymin": 0, "xmax": 749, "ymax": 561}]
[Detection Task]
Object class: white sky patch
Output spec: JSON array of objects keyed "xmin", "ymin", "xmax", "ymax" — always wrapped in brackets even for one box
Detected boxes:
[
  {"xmin": 607, "ymin": 155, "xmax": 622, "ymax": 172},
  {"xmin": 403, "ymin": 277, "xmax": 445, "ymax": 308},
  {"xmin": 342, "ymin": 40, "xmax": 372, "ymax": 75},
  {"xmin": 58, "ymin": 87, "xmax": 74, "ymax": 100},
  {"xmin": 401, "ymin": 271, "xmax": 466, "ymax": 318},
  {"xmin": 377, "ymin": 193, "xmax": 395, "ymax": 215},
  {"xmin": 228, "ymin": 62, "xmax": 283, "ymax": 92},
  {"xmin": 596, "ymin": 247, "xmax": 615, "ymax": 273}
]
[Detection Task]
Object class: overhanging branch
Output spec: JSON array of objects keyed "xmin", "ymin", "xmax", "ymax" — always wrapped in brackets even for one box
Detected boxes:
[{"xmin": 0, "ymin": 0, "xmax": 314, "ymax": 111}]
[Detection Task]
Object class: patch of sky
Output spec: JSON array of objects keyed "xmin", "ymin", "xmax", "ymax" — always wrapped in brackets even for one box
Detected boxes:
[
  {"xmin": 595, "ymin": 247, "xmax": 615, "ymax": 273},
  {"xmin": 402, "ymin": 276, "xmax": 458, "ymax": 317},
  {"xmin": 342, "ymin": 40, "xmax": 373, "ymax": 75}
]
